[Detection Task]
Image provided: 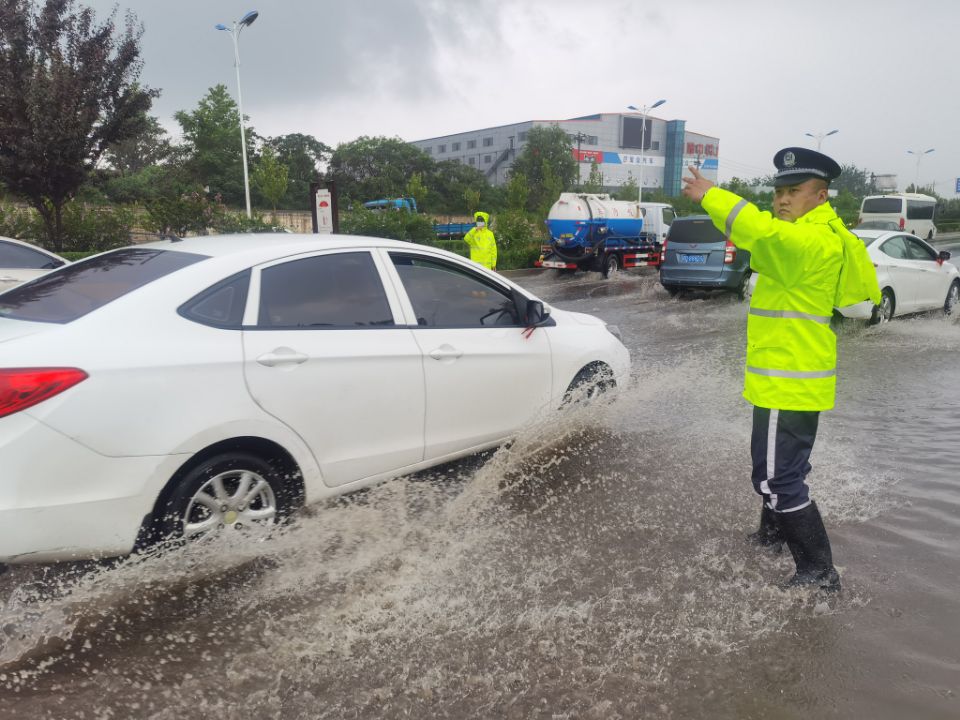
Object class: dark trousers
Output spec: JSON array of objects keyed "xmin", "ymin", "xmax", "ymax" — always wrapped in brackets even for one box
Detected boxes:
[{"xmin": 750, "ymin": 406, "xmax": 820, "ymax": 512}]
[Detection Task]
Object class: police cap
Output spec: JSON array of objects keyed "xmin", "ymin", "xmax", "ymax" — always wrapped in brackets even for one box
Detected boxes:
[{"xmin": 771, "ymin": 147, "xmax": 842, "ymax": 187}]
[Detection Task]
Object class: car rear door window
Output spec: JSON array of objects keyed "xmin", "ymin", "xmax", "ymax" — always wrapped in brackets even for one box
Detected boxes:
[
  {"xmin": 0, "ymin": 240, "xmax": 60, "ymax": 269},
  {"xmin": 390, "ymin": 254, "xmax": 519, "ymax": 327},
  {"xmin": 257, "ymin": 251, "xmax": 394, "ymax": 328},
  {"xmin": 0, "ymin": 248, "xmax": 207, "ymax": 323}
]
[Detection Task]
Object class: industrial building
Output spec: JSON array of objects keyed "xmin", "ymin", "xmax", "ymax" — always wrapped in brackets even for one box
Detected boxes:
[{"xmin": 409, "ymin": 112, "xmax": 719, "ymax": 196}]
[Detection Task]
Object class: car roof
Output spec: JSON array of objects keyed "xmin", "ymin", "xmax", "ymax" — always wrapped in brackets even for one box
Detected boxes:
[
  {"xmin": 134, "ymin": 233, "xmax": 418, "ymax": 258},
  {"xmin": 0, "ymin": 236, "xmax": 66, "ymax": 261}
]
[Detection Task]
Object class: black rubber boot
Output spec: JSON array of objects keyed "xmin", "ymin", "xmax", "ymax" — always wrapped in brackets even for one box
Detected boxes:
[
  {"xmin": 778, "ymin": 501, "xmax": 841, "ymax": 593},
  {"xmin": 746, "ymin": 503, "xmax": 783, "ymax": 552}
]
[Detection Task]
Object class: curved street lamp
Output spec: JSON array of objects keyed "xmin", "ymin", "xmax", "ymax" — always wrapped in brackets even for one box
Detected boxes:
[
  {"xmin": 907, "ymin": 148, "xmax": 935, "ymax": 192},
  {"xmin": 626, "ymin": 99, "xmax": 666, "ymax": 208},
  {"xmin": 216, "ymin": 10, "xmax": 259, "ymax": 219},
  {"xmin": 804, "ymin": 129, "xmax": 838, "ymax": 151}
]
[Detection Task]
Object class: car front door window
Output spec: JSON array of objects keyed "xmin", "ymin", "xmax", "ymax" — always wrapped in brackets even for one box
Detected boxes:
[{"xmin": 390, "ymin": 255, "xmax": 519, "ymax": 327}]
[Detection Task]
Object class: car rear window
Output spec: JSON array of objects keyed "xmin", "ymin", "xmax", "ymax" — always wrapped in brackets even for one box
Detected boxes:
[
  {"xmin": 0, "ymin": 248, "xmax": 207, "ymax": 324},
  {"xmin": 862, "ymin": 198, "xmax": 902, "ymax": 214},
  {"xmin": 667, "ymin": 218, "xmax": 725, "ymax": 244}
]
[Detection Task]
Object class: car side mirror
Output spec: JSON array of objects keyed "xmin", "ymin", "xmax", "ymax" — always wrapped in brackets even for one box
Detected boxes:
[
  {"xmin": 938, "ymin": 250, "xmax": 951, "ymax": 262},
  {"xmin": 524, "ymin": 299, "xmax": 547, "ymax": 326}
]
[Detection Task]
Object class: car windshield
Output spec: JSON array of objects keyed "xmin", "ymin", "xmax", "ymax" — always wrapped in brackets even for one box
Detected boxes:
[
  {"xmin": 0, "ymin": 248, "xmax": 207, "ymax": 324},
  {"xmin": 856, "ymin": 220, "xmax": 899, "ymax": 231}
]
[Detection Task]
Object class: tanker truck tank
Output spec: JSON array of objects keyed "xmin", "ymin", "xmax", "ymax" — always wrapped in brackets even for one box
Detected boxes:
[{"xmin": 538, "ymin": 193, "xmax": 667, "ymax": 278}]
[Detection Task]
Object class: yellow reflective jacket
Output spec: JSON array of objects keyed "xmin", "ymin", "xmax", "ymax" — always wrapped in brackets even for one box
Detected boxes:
[
  {"xmin": 464, "ymin": 212, "xmax": 497, "ymax": 270},
  {"xmin": 702, "ymin": 187, "xmax": 881, "ymax": 412}
]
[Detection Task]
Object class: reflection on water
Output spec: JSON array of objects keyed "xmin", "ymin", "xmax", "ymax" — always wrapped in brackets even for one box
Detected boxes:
[{"xmin": 2, "ymin": 270, "xmax": 959, "ymax": 719}]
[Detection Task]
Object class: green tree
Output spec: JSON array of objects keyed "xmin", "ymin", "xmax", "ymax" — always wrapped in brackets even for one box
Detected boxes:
[
  {"xmin": 427, "ymin": 160, "xmax": 492, "ymax": 214},
  {"xmin": 104, "ymin": 113, "xmax": 171, "ymax": 177},
  {"xmin": 0, "ymin": 0, "xmax": 156, "ymax": 250},
  {"xmin": 508, "ymin": 125, "xmax": 577, "ymax": 215},
  {"xmin": 174, "ymin": 84, "xmax": 253, "ymax": 207},
  {"xmin": 405, "ymin": 171, "xmax": 428, "ymax": 210},
  {"xmin": 265, "ymin": 133, "xmax": 330, "ymax": 209},
  {"xmin": 328, "ymin": 136, "xmax": 433, "ymax": 206},
  {"xmin": 613, "ymin": 173, "xmax": 639, "ymax": 202},
  {"xmin": 583, "ymin": 161, "xmax": 604, "ymax": 193},
  {"xmin": 463, "ymin": 188, "xmax": 481, "ymax": 216},
  {"xmin": 253, "ymin": 146, "xmax": 288, "ymax": 212},
  {"xmin": 833, "ymin": 164, "xmax": 877, "ymax": 197}
]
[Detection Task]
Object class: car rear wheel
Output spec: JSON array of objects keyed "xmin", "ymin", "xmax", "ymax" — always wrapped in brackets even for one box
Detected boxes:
[
  {"xmin": 944, "ymin": 280, "xmax": 959, "ymax": 316},
  {"xmin": 158, "ymin": 452, "xmax": 296, "ymax": 541},
  {"xmin": 735, "ymin": 270, "xmax": 752, "ymax": 301},
  {"xmin": 601, "ymin": 253, "xmax": 620, "ymax": 279},
  {"xmin": 870, "ymin": 288, "xmax": 895, "ymax": 325},
  {"xmin": 662, "ymin": 283, "xmax": 681, "ymax": 297}
]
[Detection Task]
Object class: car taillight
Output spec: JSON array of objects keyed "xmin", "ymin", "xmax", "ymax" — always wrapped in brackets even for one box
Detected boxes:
[
  {"xmin": 0, "ymin": 368, "xmax": 88, "ymax": 419},
  {"xmin": 724, "ymin": 239, "xmax": 736, "ymax": 264},
  {"xmin": 899, "ymin": 217, "xmax": 905, "ymax": 230}
]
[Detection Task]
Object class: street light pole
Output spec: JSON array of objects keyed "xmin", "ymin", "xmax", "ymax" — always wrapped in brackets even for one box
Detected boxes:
[
  {"xmin": 216, "ymin": 10, "xmax": 259, "ymax": 219},
  {"xmin": 627, "ymin": 99, "xmax": 666, "ymax": 210},
  {"xmin": 907, "ymin": 148, "xmax": 935, "ymax": 192},
  {"xmin": 804, "ymin": 129, "xmax": 838, "ymax": 151}
]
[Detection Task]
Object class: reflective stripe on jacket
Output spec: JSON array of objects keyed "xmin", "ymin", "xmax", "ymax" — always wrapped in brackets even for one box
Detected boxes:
[
  {"xmin": 702, "ymin": 187, "xmax": 877, "ymax": 411},
  {"xmin": 464, "ymin": 211, "xmax": 497, "ymax": 270}
]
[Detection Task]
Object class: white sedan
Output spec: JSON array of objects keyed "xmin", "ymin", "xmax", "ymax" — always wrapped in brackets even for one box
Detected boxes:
[
  {"xmin": 0, "ymin": 234, "xmax": 629, "ymax": 564},
  {"xmin": 0, "ymin": 236, "xmax": 68, "ymax": 293},
  {"xmin": 745, "ymin": 230, "xmax": 959, "ymax": 323},
  {"xmin": 842, "ymin": 229, "xmax": 958, "ymax": 323}
]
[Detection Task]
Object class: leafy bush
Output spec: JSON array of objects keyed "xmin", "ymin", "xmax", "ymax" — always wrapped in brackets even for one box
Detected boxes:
[
  {"xmin": 340, "ymin": 206, "xmax": 436, "ymax": 243},
  {"xmin": 492, "ymin": 209, "xmax": 544, "ymax": 252},
  {"xmin": 58, "ymin": 203, "xmax": 137, "ymax": 252},
  {"xmin": 498, "ymin": 241, "xmax": 542, "ymax": 270},
  {"xmin": 0, "ymin": 203, "xmax": 44, "ymax": 240}
]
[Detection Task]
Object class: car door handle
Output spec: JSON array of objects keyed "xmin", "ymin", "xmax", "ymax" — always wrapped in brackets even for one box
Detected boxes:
[
  {"xmin": 257, "ymin": 348, "xmax": 309, "ymax": 367},
  {"xmin": 429, "ymin": 344, "xmax": 463, "ymax": 361}
]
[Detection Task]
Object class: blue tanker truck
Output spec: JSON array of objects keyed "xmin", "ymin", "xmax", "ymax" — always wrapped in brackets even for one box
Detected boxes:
[{"xmin": 536, "ymin": 193, "xmax": 676, "ymax": 278}]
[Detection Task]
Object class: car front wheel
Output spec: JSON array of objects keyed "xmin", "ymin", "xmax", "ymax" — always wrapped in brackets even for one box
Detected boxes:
[
  {"xmin": 563, "ymin": 363, "xmax": 616, "ymax": 405},
  {"xmin": 870, "ymin": 288, "xmax": 895, "ymax": 325},
  {"xmin": 159, "ymin": 452, "xmax": 297, "ymax": 541},
  {"xmin": 944, "ymin": 280, "xmax": 959, "ymax": 316}
]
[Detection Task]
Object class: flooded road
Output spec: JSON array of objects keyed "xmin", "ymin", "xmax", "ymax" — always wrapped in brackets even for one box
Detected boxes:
[{"xmin": 2, "ymin": 258, "xmax": 960, "ymax": 719}]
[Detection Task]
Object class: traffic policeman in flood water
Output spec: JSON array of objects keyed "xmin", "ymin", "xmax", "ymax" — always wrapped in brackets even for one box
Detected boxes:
[
  {"xmin": 682, "ymin": 148, "xmax": 881, "ymax": 593},
  {"xmin": 464, "ymin": 211, "xmax": 497, "ymax": 271}
]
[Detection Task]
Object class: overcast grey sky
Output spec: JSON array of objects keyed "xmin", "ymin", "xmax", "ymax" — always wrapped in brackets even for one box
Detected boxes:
[{"xmin": 84, "ymin": 0, "xmax": 958, "ymax": 196}]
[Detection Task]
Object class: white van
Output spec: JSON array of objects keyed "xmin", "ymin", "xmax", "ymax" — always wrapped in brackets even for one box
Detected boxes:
[{"xmin": 858, "ymin": 193, "xmax": 937, "ymax": 240}]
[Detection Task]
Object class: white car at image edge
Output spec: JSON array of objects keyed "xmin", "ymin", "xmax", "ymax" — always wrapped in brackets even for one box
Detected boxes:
[
  {"xmin": 0, "ymin": 235, "xmax": 69, "ymax": 293},
  {"xmin": 745, "ymin": 229, "xmax": 959, "ymax": 322},
  {"xmin": 0, "ymin": 234, "xmax": 630, "ymax": 564}
]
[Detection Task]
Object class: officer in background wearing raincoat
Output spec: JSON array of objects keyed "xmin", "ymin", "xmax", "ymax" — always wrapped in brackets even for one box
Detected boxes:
[
  {"xmin": 464, "ymin": 211, "xmax": 497, "ymax": 271},
  {"xmin": 682, "ymin": 148, "xmax": 881, "ymax": 593}
]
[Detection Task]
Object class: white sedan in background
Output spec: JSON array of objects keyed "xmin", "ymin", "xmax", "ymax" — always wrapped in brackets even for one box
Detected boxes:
[
  {"xmin": 0, "ymin": 235, "xmax": 629, "ymax": 564},
  {"xmin": 745, "ymin": 230, "xmax": 959, "ymax": 323},
  {"xmin": 843, "ymin": 229, "xmax": 958, "ymax": 323},
  {"xmin": 0, "ymin": 236, "xmax": 68, "ymax": 293}
]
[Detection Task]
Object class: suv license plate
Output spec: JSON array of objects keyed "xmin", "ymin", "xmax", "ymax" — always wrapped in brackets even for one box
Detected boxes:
[{"xmin": 678, "ymin": 253, "xmax": 707, "ymax": 264}]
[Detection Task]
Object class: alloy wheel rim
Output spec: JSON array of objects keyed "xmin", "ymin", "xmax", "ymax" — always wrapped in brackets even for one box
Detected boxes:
[{"xmin": 183, "ymin": 469, "xmax": 277, "ymax": 538}]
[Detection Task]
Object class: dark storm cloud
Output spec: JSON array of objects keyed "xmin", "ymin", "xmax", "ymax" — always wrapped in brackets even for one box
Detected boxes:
[{"xmin": 80, "ymin": 0, "xmax": 497, "ymax": 129}]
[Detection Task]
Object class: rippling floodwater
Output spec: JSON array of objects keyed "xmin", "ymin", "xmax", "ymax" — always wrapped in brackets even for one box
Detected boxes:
[{"xmin": 2, "ymin": 265, "xmax": 959, "ymax": 719}]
